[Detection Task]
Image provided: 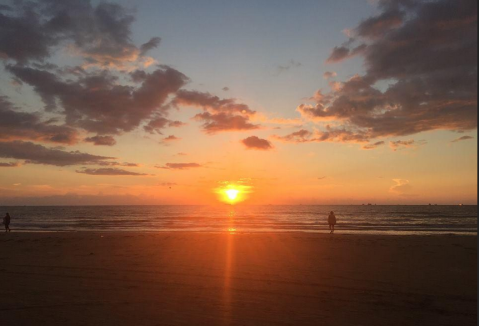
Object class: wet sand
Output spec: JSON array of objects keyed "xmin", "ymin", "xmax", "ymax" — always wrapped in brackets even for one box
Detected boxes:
[{"xmin": 0, "ymin": 232, "xmax": 476, "ymax": 325}]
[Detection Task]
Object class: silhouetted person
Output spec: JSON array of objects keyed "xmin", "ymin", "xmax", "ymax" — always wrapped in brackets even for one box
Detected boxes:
[
  {"xmin": 3, "ymin": 213, "xmax": 11, "ymax": 232},
  {"xmin": 328, "ymin": 211, "xmax": 336, "ymax": 234}
]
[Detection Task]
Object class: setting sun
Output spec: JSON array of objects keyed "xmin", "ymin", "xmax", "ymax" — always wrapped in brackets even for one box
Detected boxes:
[
  {"xmin": 215, "ymin": 181, "xmax": 253, "ymax": 204},
  {"xmin": 225, "ymin": 189, "xmax": 239, "ymax": 201}
]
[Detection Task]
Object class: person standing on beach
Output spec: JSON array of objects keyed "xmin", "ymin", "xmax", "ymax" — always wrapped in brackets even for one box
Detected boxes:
[
  {"xmin": 328, "ymin": 211, "xmax": 336, "ymax": 234},
  {"xmin": 3, "ymin": 213, "xmax": 11, "ymax": 232}
]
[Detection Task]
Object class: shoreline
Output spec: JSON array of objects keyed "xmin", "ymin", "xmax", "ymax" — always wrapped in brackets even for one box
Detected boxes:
[{"xmin": 3, "ymin": 229, "xmax": 477, "ymax": 236}]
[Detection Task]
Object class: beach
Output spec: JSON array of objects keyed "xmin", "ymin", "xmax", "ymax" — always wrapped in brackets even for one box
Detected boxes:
[{"xmin": 0, "ymin": 232, "xmax": 476, "ymax": 325}]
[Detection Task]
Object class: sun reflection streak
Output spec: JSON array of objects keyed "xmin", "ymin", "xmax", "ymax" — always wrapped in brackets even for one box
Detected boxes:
[{"xmin": 222, "ymin": 208, "xmax": 235, "ymax": 324}]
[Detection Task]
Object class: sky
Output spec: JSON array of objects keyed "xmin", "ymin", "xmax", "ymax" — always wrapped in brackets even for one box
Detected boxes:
[{"xmin": 0, "ymin": 0, "xmax": 477, "ymax": 205}]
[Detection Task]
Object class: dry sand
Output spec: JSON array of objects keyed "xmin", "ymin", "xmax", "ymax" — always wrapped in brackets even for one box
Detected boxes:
[{"xmin": 0, "ymin": 232, "xmax": 476, "ymax": 325}]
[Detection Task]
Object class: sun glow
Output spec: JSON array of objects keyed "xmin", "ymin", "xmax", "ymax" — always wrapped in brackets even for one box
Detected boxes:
[
  {"xmin": 225, "ymin": 189, "xmax": 239, "ymax": 201},
  {"xmin": 215, "ymin": 181, "xmax": 253, "ymax": 204}
]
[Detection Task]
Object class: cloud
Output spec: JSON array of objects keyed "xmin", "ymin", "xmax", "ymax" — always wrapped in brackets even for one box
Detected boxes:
[
  {"xmin": 76, "ymin": 168, "xmax": 148, "ymax": 176},
  {"xmin": 8, "ymin": 65, "xmax": 189, "ymax": 135},
  {"xmin": 139, "ymin": 37, "xmax": 161, "ymax": 56},
  {"xmin": 273, "ymin": 129, "xmax": 312, "ymax": 143},
  {"xmin": 276, "ymin": 60, "xmax": 301, "ymax": 74},
  {"xmin": 323, "ymin": 71, "xmax": 337, "ymax": 79},
  {"xmin": 160, "ymin": 135, "xmax": 181, "ymax": 145},
  {"xmin": 317, "ymin": 176, "xmax": 326, "ymax": 180},
  {"xmin": 326, "ymin": 44, "xmax": 367, "ymax": 63},
  {"xmin": 156, "ymin": 163, "xmax": 202, "ymax": 170},
  {"xmin": 143, "ymin": 117, "xmax": 186, "ymax": 134},
  {"xmin": 389, "ymin": 139, "xmax": 426, "ymax": 151},
  {"xmin": 0, "ymin": 140, "xmax": 114, "ymax": 166},
  {"xmin": 96, "ymin": 161, "xmax": 140, "ymax": 167},
  {"xmin": 0, "ymin": 161, "xmax": 20, "ymax": 167},
  {"xmin": 0, "ymin": 96, "xmax": 79, "ymax": 144},
  {"xmin": 451, "ymin": 135, "xmax": 474, "ymax": 143},
  {"xmin": 174, "ymin": 90, "xmax": 259, "ymax": 133},
  {"xmin": 355, "ymin": 7, "xmax": 404, "ymax": 39},
  {"xmin": 362, "ymin": 141, "xmax": 385, "ymax": 150},
  {"xmin": 273, "ymin": 126, "xmax": 369, "ymax": 144},
  {"xmin": 241, "ymin": 136, "xmax": 273, "ymax": 150},
  {"xmin": 389, "ymin": 178, "xmax": 413, "ymax": 195},
  {"xmin": 84, "ymin": 135, "xmax": 116, "ymax": 146},
  {"xmin": 222, "ymin": 87, "xmax": 230, "ymax": 91},
  {"xmin": 0, "ymin": 0, "xmax": 161, "ymax": 68},
  {"xmin": 300, "ymin": 0, "xmax": 477, "ymax": 143}
]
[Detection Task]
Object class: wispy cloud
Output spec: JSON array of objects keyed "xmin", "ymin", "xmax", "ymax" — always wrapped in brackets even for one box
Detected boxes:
[
  {"xmin": 451, "ymin": 135, "xmax": 474, "ymax": 143},
  {"xmin": 389, "ymin": 140, "xmax": 426, "ymax": 151},
  {"xmin": 76, "ymin": 168, "xmax": 149, "ymax": 176},
  {"xmin": 362, "ymin": 141, "xmax": 385, "ymax": 150},
  {"xmin": 156, "ymin": 163, "xmax": 203, "ymax": 170}
]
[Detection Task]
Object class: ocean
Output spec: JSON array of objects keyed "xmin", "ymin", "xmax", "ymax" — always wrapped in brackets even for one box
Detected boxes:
[{"xmin": 0, "ymin": 205, "xmax": 476, "ymax": 235}]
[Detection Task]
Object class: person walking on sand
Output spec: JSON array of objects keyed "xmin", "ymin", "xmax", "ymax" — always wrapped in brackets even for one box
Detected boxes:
[
  {"xmin": 328, "ymin": 211, "xmax": 336, "ymax": 234},
  {"xmin": 3, "ymin": 213, "xmax": 11, "ymax": 232}
]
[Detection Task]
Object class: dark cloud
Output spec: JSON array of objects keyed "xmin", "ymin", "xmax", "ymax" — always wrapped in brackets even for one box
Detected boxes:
[
  {"xmin": 139, "ymin": 37, "xmax": 161, "ymax": 56},
  {"xmin": 241, "ymin": 136, "xmax": 273, "ymax": 150},
  {"xmin": 143, "ymin": 116, "xmax": 186, "ymax": 134},
  {"xmin": 76, "ymin": 167, "xmax": 148, "ymax": 176},
  {"xmin": 389, "ymin": 139, "xmax": 426, "ymax": 151},
  {"xmin": 8, "ymin": 65, "xmax": 188, "ymax": 135},
  {"xmin": 362, "ymin": 141, "xmax": 385, "ymax": 150},
  {"xmin": 326, "ymin": 44, "xmax": 367, "ymax": 63},
  {"xmin": 273, "ymin": 129, "xmax": 312, "ymax": 143},
  {"xmin": 355, "ymin": 8, "xmax": 404, "ymax": 39},
  {"xmin": 0, "ymin": 95, "xmax": 79, "ymax": 144},
  {"xmin": 192, "ymin": 112, "xmax": 258, "ymax": 134},
  {"xmin": 84, "ymin": 135, "xmax": 116, "ymax": 146},
  {"xmin": 303, "ymin": 0, "xmax": 477, "ymax": 142},
  {"xmin": 156, "ymin": 163, "xmax": 202, "ymax": 170},
  {"xmin": 0, "ymin": 0, "xmax": 160, "ymax": 68},
  {"xmin": 0, "ymin": 140, "xmax": 115, "ymax": 166},
  {"xmin": 273, "ymin": 126, "xmax": 369, "ymax": 144},
  {"xmin": 96, "ymin": 161, "xmax": 140, "ymax": 167},
  {"xmin": 222, "ymin": 87, "xmax": 229, "ymax": 91},
  {"xmin": 0, "ymin": 161, "xmax": 20, "ymax": 167},
  {"xmin": 451, "ymin": 135, "xmax": 474, "ymax": 143},
  {"xmin": 174, "ymin": 90, "xmax": 259, "ymax": 133}
]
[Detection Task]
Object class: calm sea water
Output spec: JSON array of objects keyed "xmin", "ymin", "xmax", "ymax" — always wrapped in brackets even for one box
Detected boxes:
[{"xmin": 0, "ymin": 205, "xmax": 476, "ymax": 235}]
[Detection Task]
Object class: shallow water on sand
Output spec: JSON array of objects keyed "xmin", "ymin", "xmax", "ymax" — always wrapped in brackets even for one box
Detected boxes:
[{"xmin": 0, "ymin": 205, "xmax": 476, "ymax": 235}]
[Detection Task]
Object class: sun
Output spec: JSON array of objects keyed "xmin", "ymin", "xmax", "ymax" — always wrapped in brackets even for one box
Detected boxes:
[
  {"xmin": 225, "ymin": 189, "xmax": 239, "ymax": 201},
  {"xmin": 215, "ymin": 181, "xmax": 252, "ymax": 204}
]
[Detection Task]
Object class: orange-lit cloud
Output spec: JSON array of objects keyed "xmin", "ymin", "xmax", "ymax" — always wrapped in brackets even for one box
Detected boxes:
[
  {"xmin": 76, "ymin": 168, "xmax": 149, "ymax": 176},
  {"xmin": 156, "ymin": 163, "xmax": 203, "ymax": 170},
  {"xmin": 241, "ymin": 136, "xmax": 273, "ymax": 150},
  {"xmin": 389, "ymin": 139, "xmax": 426, "ymax": 151},
  {"xmin": 362, "ymin": 141, "xmax": 385, "ymax": 150}
]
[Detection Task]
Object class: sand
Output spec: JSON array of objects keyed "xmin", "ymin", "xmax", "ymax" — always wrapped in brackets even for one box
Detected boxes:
[{"xmin": 0, "ymin": 232, "xmax": 476, "ymax": 326}]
